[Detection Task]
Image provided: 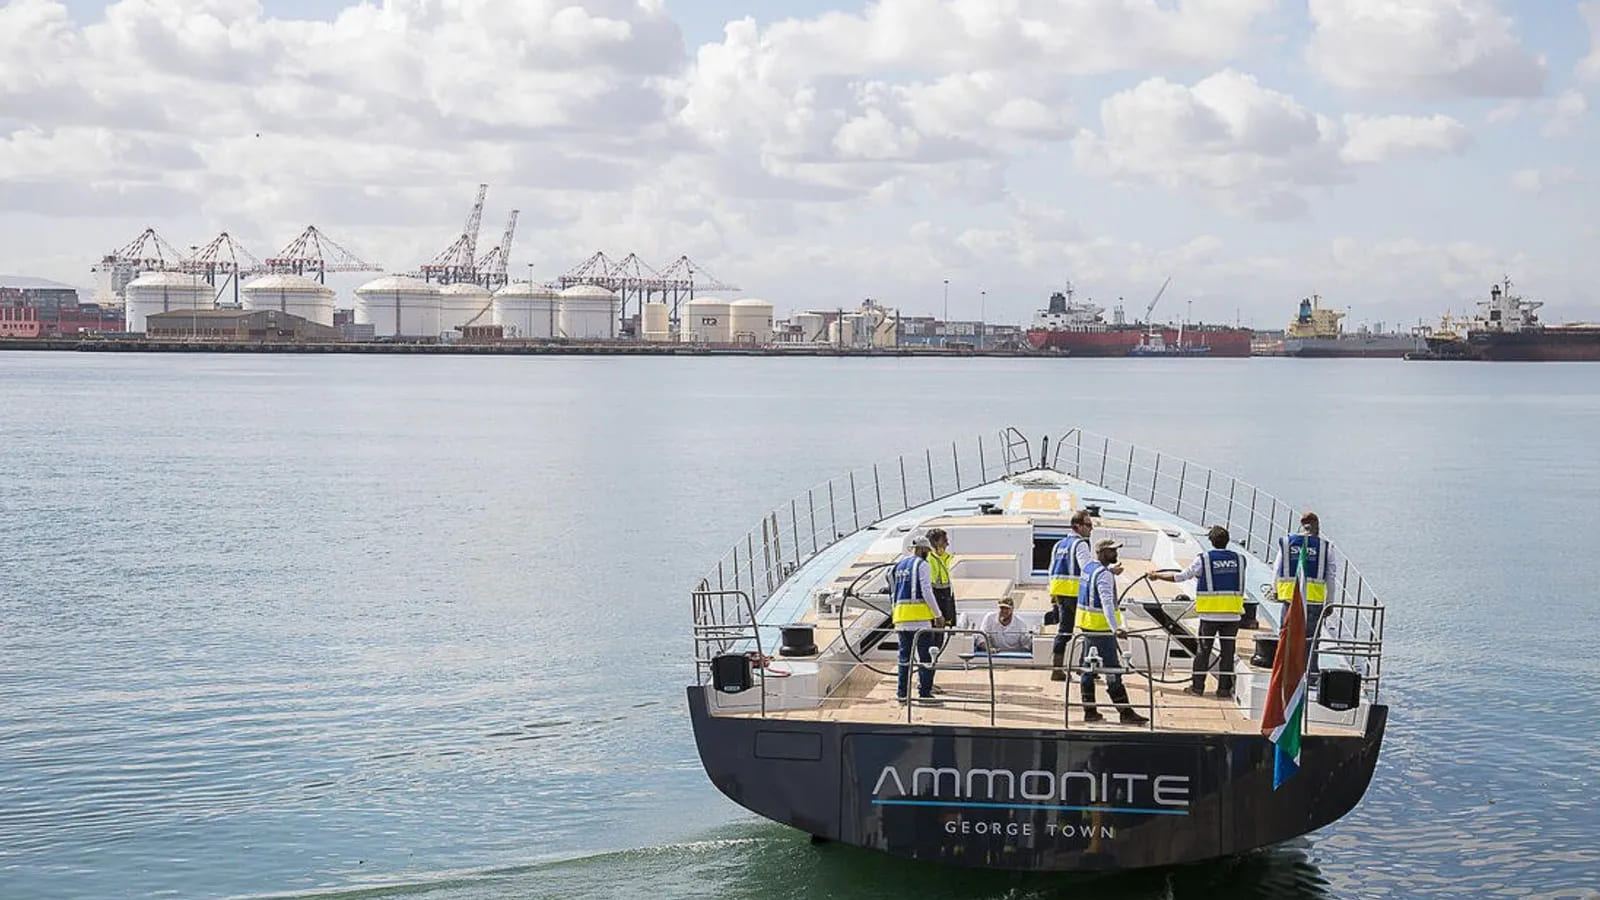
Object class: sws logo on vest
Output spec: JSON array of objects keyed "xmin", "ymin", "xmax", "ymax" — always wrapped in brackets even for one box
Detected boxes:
[{"xmin": 870, "ymin": 764, "xmax": 1190, "ymax": 841}]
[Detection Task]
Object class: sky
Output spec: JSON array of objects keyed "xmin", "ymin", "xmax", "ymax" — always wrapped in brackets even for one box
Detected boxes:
[{"xmin": 1, "ymin": 0, "xmax": 1597, "ymax": 329}]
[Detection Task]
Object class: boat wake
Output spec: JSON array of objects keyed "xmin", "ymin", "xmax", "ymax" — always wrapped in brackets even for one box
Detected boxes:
[{"xmin": 226, "ymin": 823, "xmax": 1336, "ymax": 900}]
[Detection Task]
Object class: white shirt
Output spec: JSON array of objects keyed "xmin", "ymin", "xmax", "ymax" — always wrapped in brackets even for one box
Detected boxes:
[
  {"xmin": 1170, "ymin": 552, "xmax": 1245, "ymax": 623},
  {"xmin": 974, "ymin": 610, "xmax": 1032, "ymax": 653},
  {"xmin": 1266, "ymin": 534, "xmax": 1340, "ymax": 593},
  {"xmin": 1070, "ymin": 535, "xmax": 1093, "ymax": 573}
]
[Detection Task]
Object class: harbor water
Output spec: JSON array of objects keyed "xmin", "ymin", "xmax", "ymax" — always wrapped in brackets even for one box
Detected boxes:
[{"xmin": 2, "ymin": 353, "xmax": 1597, "ymax": 900}]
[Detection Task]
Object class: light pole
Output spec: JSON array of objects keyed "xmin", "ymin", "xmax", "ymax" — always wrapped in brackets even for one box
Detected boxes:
[{"xmin": 942, "ymin": 278, "xmax": 949, "ymax": 347}]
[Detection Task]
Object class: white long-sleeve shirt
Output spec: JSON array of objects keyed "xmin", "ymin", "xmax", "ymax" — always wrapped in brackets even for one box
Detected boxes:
[
  {"xmin": 1169, "ymin": 552, "xmax": 1246, "ymax": 623},
  {"xmin": 1083, "ymin": 565, "xmax": 1121, "ymax": 630},
  {"xmin": 1267, "ymin": 536, "xmax": 1340, "ymax": 594},
  {"xmin": 974, "ymin": 610, "xmax": 1033, "ymax": 653}
]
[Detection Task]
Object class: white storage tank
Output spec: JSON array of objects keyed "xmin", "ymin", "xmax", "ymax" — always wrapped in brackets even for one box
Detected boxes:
[
  {"xmin": 792, "ymin": 312, "xmax": 829, "ymax": 343},
  {"xmin": 557, "ymin": 284, "xmax": 619, "ymax": 340},
  {"xmin": 830, "ymin": 313, "xmax": 872, "ymax": 347},
  {"xmin": 124, "ymin": 271, "xmax": 213, "ymax": 333},
  {"xmin": 728, "ymin": 298, "xmax": 774, "ymax": 345},
  {"xmin": 680, "ymin": 298, "xmax": 732, "ymax": 343},
  {"xmin": 642, "ymin": 301, "xmax": 670, "ymax": 342},
  {"xmin": 438, "ymin": 282, "xmax": 493, "ymax": 337},
  {"xmin": 354, "ymin": 276, "xmax": 441, "ymax": 339},
  {"xmin": 240, "ymin": 273, "xmax": 335, "ymax": 327},
  {"xmin": 492, "ymin": 282, "xmax": 559, "ymax": 339}
]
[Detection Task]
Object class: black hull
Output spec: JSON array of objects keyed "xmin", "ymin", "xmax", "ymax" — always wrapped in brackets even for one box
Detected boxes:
[
  {"xmin": 688, "ymin": 688, "xmax": 1385, "ymax": 871},
  {"xmin": 1423, "ymin": 331, "xmax": 1600, "ymax": 361}
]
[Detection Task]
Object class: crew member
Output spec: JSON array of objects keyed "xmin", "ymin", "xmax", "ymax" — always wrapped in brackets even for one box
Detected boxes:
[
  {"xmin": 1149, "ymin": 525, "xmax": 1245, "ymax": 697},
  {"xmin": 926, "ymin": 528, "xmax": 958, "ymax": 634},
  {"xmin": 1268, "ymin": 511, "xmax": 1340, "ymax": 672},
  {"xmin": 973, "ymin": 596, "xmax": 1032, "ymax": 654},
  {"xmin": 1047, "ymin": 510, "xmax": 1095, "ymax": 681},
  {"xmin": 891, "ymin": 534, "xmax": 940, "ymax": 702},
  {"xmin": 1076, "ymin": 539, "xmax": 1150, "ymax": 725}
]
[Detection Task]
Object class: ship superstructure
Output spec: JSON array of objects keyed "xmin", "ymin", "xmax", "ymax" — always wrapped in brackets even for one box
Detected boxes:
[{"xmin": 1282, "ymin": 295, "xmax": 1420, "ymax": 358}]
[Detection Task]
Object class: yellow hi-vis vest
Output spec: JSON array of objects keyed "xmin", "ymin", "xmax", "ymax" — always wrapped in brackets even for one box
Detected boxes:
[
  {"xmin": 928, "ymin": 550, "xmax": 953, "ymax": 588},
  {"xmin": 1275, "ymin": 534, "xmax": 1329, "ymax": 604},
  {"xmin": 890, "ymin": 556, "xmax": 936, "ymax": 625},
  {"xmin": 1048, "ymin": 535, "xmax": 1086, "ymax": 597},
  {"xmin": 1193, "ymin": 549, "xmax": 1246, "ymax": 616},
  {"xmin": 1075, "ymin": 562, "xmax": 1120, "ymax": 632}
]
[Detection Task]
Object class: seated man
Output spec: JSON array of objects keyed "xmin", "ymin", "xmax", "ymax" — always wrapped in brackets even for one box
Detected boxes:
[{"xmin": 973, "ymin": 597, "xmax": 1033, "ymax": 654}]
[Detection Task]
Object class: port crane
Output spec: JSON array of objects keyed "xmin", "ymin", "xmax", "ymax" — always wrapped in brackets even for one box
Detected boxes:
[
  {"xmin": 461, "ymin": 211, "xmax": 520, "ymax": 328},
  {"xmin": 265, "ymin": 226, "xmax": 381, "ymax": 283},
  {"xmin": 1128, "ymin": 276, "xmax": 1187, "ymax": 355},
  {"xmin": 421, "ymin": 183, "xmax": 488, "ymax": 285},
  {"xmin": 473, "ymin": 210, "xmax": 519, "ymax": 291},
  {"xmin": 180, "ymin": 233, "xmax": 265, "ymax": 305},
  {"xmin": 1141, "ymin": 276, "xmax": 1172, "ymax": 328}
]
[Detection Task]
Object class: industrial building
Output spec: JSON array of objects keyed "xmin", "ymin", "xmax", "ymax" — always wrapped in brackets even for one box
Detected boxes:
[
  {"xmin": 1, "ymin": 275, "xmax": 124, "ymax": 336},
  {"xmin": 894, "ymin": 316, "xmax": 1021, "ymax": 349},
  {"xmin": 145, "ymin": 309, "xmax": 339, "ymax": 342},
  {"xmin": 774, "ymin": 300, "xmax": 900, "ymax": 349},
  {"xmin": 1, "ymin": 305, "xmax": 41, "ymax": 337}
]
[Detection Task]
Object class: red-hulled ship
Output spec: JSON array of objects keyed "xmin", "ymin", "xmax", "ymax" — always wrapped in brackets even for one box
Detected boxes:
[{"xmin": 1025, "ymin": 284, "xmax": 1252, "ymax": 357}]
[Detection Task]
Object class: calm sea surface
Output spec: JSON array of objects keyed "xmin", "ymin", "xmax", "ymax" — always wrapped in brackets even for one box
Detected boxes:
[{"xmin": 2, "ymin": 353, "xmax": 1597, "ymax": 900}]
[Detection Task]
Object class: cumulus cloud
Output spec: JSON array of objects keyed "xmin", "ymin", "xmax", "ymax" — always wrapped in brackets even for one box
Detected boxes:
[
  {"xmin": 1340, "ymin": 114, "xmax": 1472, "ymax": 163},
  {"xmin": 674, "ymin": 0, "xmax": 1273, "ymax": 193},
  {"xmin": 1541, "ymin": 90, "xmax": 1589, "ymax": 138},
  {"xmin": 1480, "ymin": 89, "xmax": 1590, "ymax": 138},
  {"xmin": 1511, "ymin": 166, "xmax": 1578, "ymax": 193},
  {"xmin": 1073, "ymin": 70, "xmax": 1347, "ymax": 219},
  {"xmin": 1583, "ymin": 2, "xmax": 1600, "ymax": 82},
  {"xmin": 0, "ymin": 0, "xmax": 694, "ymax": 251},
  {"xmin": 1307, "ymin": 0, "xmax": 1545, "ymax": 97}
]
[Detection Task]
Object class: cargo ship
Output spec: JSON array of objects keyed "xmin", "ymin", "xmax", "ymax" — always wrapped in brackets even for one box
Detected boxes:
[
  {"xmin": 1418, "ymin": 279, "xmax": 1600, "ymax": 361},
  {"xmin": 1026, "ymin": 285, "xmax": 1251, "ymax": 357},
  {"xmin": 1282, "ymin": 295, "xmax": 1420, "ymax": 358}
]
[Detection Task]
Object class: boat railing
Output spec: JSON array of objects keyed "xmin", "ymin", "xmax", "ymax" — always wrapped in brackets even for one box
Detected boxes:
[
  {"xmin": 900, "ymin": 628, "xmax": 1000, "ymax": 726},
  {"xmin": 691, "ymin": 431, "xmax": 1018, "ymax": 684},
  {"xmin": 1043, "ymin": 429, "xmax": 1386, "ymax": 704},
  {"xmin": 691, "ymin": 428, "xmax": 1385, "ymax": 710},
  {"xmin": 1058, "ymin": 631, "xmax": 1159, "ymax": 730}
]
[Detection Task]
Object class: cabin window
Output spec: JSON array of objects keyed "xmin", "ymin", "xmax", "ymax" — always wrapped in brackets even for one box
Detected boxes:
[{"xmin": 1031, "ymin": 536, "xmax": 1060, "ymax": 574}]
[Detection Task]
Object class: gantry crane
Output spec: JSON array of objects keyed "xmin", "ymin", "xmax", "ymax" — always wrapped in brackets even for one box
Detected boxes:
[
  {"xmin": 265, "ymin": 226, "xmax": 381, "ymax": 283},
  {"xmin": 420, "ymin": 184, "xmax": 488, "ymax": 284}
]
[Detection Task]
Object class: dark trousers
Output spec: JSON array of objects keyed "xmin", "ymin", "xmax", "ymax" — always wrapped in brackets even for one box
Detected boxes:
[
  {"xmin": 1192, "ymin": 619, "xmax": 1239, "ymax": 693},
  {"xmin": 931, "ymin": 586, "xmax": 956, "ymax": 649},
  {"xmin": 1051, "ymin": 595, "xmax": 1078, "ymax": 654},
  {"xmin": 1078, "ymin": 634, "xmax": 1124, "ymax": 692},
  {"xmin": 897, "ymin": 628, "xmax": 936, "ymax": 699}
]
